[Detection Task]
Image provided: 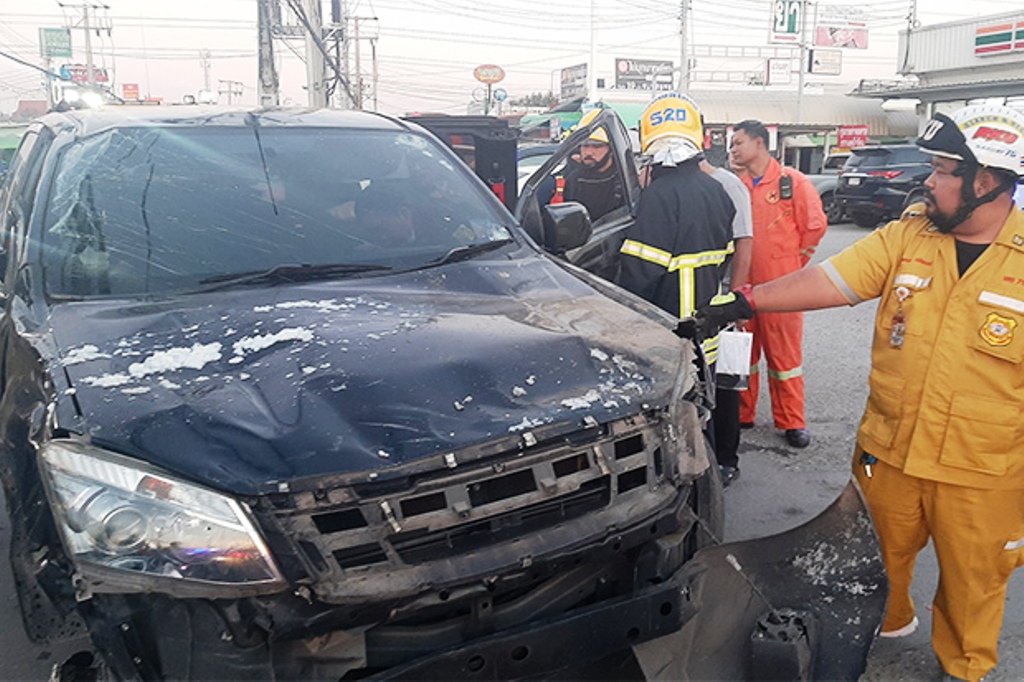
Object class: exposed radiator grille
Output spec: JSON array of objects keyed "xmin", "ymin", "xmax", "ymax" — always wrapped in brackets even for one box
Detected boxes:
[{"xmin": 267, "ymin": 415, "xmax": 674, "ymax": 590}]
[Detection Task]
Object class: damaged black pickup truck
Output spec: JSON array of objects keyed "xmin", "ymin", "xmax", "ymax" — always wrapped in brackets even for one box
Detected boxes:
[{"xmin": 0, "ymin": 107, "xmax": 886, "ymax": 680}]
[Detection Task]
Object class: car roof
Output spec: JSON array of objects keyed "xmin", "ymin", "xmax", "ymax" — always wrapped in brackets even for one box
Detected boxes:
[
  {"xmin": 851, "ymin": 144, "xmax": 918, "ymax": 152},
  {"xmin": 33, "ymin": 106, "xmax": 411, "ymax": 139}
]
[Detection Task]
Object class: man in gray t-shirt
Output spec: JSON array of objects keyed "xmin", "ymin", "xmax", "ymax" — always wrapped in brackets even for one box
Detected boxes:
[
  {"xmin": 702, "ymin": 159, "xmax": 752, "ymax": 288},
  {"xmin": 700, "ymin": 158, "xmax": 752, "ymax": 486}
]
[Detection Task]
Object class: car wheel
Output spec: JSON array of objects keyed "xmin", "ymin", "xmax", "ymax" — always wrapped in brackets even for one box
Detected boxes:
[
  {"xmin": 821, "ymin": 190, "xmax": 843, "ymax": 224},
  {"xmin": 851, "ymin": 210, "xmax": 881, "ymax": 228}
]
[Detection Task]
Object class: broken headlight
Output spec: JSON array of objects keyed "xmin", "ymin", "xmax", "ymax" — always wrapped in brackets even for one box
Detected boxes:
[{"xmin": 39, "ymin": 440, "xmax": 285, "ymax": 592}]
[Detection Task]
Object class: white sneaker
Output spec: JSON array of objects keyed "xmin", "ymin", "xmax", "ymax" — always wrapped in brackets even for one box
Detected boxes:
[{"xmin": 879, "ymin": 615, "xmax": 919, "ymax": 638}]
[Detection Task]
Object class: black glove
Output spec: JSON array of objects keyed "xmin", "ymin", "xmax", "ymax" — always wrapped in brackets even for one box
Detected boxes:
[{"xmin": 683, "ymin": 289, "xmax": 754, "ymax": 340}]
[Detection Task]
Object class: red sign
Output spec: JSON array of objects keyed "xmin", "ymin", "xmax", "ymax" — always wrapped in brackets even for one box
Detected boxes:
[
  {"xmin": 60, "ymin": 63, "xmax": 109, "ymax": 84},
  {"xmin": 473, "ymin": 64, "xmax": 505, "ymax": 84},
  {"xmin": 838, "ymin": 124, "xmax": 869, "ymax": 149},
  {"xmin": 122, "ymin": 83, "xmax": 140, "ymax": 100}
]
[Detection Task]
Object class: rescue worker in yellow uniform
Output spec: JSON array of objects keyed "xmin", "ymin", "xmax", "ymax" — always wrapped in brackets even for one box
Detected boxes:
[
  {"xmin": 698, "ymin": 103, "xmax": 1024, "ymax": 682},
  {"xmin": 729, "ymin": 120, "xmax": 827, "ymax": 448}
]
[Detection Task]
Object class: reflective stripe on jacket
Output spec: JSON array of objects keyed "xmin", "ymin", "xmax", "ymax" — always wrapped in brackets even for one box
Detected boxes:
[{"xmin": 618, "ymin": 162, "xmax": 736, "ymax": 362}]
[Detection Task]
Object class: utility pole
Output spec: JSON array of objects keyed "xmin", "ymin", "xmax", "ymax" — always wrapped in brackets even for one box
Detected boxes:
[
  {"xmin": 199, "ymin": 48, "xmax": 211, "ymax": 91},
  {"xmin": 218, "ymin": 79, "xmax": 243, "ymax": 104},
  {"xmin": 588, "ymin": 0, "xmax": 598, "ymax": 99},
  {"xmin": 257, "ymin": 0, "xmax": 279, "ymax": 106},
  {"xmin": 795, "ymin": 0, "xmax": 808, "ymax": 124},
  {"xmin": 354, "ymin": 18, "xmax": 362, "ymax": 108},
  {"xmin": 59, "ymin": 2, "xmax": 111, "ymax": 89},
  {"xmin": 302, "ymin": 0, "xmax": 328, "ymax": 107},
  {"xmin": 370, "ymin": 36, "xmax": 378, "ymax": 112},
  {"xmin": 330, "ymin": 0, "xmax": 348, "ymax": 109},
  {"xmin": 678, "ymin": 0, "xmax": 690, "ymax": 92}
]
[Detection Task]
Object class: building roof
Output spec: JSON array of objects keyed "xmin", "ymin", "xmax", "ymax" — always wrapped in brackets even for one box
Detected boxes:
[{"xmin": 599, "ymin": 91, "xmax": 917, "ymax": 137}]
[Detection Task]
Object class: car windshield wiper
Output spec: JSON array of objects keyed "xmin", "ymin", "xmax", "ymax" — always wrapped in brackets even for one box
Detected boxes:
[
  {"xmin": 427, "ymin": 239, "xmax": 515, "ymax": 267},
  {"xmin": 196, "ymin": 263, "xmax": 393, "ymax": 291}
]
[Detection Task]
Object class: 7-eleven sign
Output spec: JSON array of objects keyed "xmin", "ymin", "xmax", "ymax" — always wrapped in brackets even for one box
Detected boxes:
[{"xmin": 975, "ymin": 22, "xmax": 1024, "ymax": 56}]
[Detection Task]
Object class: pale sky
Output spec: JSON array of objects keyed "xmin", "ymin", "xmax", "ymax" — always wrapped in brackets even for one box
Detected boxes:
[{"xmin": 0, "ymin": 0, "xmax": 1018, "ymax": 116}]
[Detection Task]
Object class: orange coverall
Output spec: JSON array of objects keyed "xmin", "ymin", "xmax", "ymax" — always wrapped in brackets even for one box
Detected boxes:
[{"xmin": 740, "ymin": 157, "xmax": 827, "ymax": 429}]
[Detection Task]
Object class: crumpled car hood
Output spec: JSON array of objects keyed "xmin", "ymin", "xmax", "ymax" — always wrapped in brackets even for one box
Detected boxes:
[{"xmin": 50, "ymin": 254, "xmax": 687, "ymax": 495}]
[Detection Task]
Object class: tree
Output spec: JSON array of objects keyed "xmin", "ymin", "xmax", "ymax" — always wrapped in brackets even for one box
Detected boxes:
[{"xmin": 510, "ymin": 91, "xmax": 559, "ymax": 108}]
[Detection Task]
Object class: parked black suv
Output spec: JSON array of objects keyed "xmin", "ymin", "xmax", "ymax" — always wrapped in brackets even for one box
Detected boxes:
[
  {"xmin": 0, "ymin": 107, "xmax": 885, "ymax": 681},
  {"xmin": 836, "ymin": 144, "xmax": 932, "ymax": 228}
]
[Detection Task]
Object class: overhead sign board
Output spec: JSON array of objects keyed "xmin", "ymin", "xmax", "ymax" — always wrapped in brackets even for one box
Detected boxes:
[
  {"xmin": 815, "ymin": 26, "xmax": 868, "ymax": 49},
  {"xmin": 815, "ymin": 5, "xmax": 869, "ymax": 49},
  {"xmin": 769, "ymin": 0, "xmax": 803, "ymax": 44},
  {"xmin": 974, "ymin": 21, "xmax": 1024, "ymax": 56},
  {"xmin": 808, "ymin": 48, "xmax": 842, "ymax": 75},
  {"xmin": 838, "ymin": 124, "xmax": 869, "ymax": 149},
  {"xmin": 560, "ymin": 63, "xmax": 588, "ymax": 101},
  {"xmin": 59, "ymin": 64, "xmax": 109, "ymax": 84},
  {"xmin": 614, "ymin": 58, "xmax": 673, "ymax": 91},
  {"xmin": 39, "ymin": 27, "xmax": 72, "ymax": 59},
  {"xmin": 473, "ymin": 64, "xmax": 505, "ymax": 84}
]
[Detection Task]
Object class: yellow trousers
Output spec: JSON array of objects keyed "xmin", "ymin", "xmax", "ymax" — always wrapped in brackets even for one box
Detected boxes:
[{"xmin": 853, "ymin": 454, "xmax": 1024, "ymax": 682}]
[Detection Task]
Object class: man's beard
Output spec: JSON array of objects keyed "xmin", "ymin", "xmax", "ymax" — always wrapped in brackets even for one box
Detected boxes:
[{"xmin": 924, "ymin": 191, "xmax": 960, "ymax": 234}]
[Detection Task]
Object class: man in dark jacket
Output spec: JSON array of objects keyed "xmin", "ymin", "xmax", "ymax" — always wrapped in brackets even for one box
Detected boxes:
[
  {"xmin": 618, "ymin": 93, "xmax": 737, "ymax": 484},
  {"xmin": 563, "ymin": 124, "xmax": 624, "ymax": 222}
]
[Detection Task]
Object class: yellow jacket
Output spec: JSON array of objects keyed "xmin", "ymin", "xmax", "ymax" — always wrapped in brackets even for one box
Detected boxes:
[{"xmin": 823, "ymin": 205, "xmax": 1024, "ymax": 490}]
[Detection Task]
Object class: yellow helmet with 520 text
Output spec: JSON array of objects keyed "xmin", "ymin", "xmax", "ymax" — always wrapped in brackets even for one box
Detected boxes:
[{"xmin": 639, "ymin": 93, "xmax": 703, "ymax": 155}]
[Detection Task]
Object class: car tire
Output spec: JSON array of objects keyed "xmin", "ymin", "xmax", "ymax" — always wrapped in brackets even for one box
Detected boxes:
[
  {"xmin": 820, "ymin": 190, "xmax": 843, "ymax": 224},
  {"xmin": 851, "ymin": 210, "xmax": 881, "ymax": 228}
]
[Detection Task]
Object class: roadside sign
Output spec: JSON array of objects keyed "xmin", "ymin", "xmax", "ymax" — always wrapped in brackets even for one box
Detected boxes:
[
  {"xmin": 59, "ymin": 64, "xmax": 109, "ymax": 83},
  {"xmin": 769, "ymin": 0, "xmax": 803, "ymax": 44},
  {"xmin": 614, "ymin": 58, "xmax": 673, "ymax": 92},
  {"xmin": 816, "ymin": 5, "xmax": 869, "ymax": 49},
  {"xmin": 473, "ymin": 64, "xmax": 505, "ymax": 84},
  {"xmin": 838, "ymin": 124, "xmax": 869, "ymax": 149},
  {"xmin": 122, "ymin": 83, "xmax": 140, "ymax": 100},
  {"xmin": 808, "ymin": 49, "xmax": 842, "ymax": 75},
  {"xmin": 766, "ymin": 58, "xmax": 792, "ymax": 85},
  {"xmin": 560, "ymin": 63, "xmax": 587, "ymax": 101},
  {"xmin": 39, "ymin": 28, "xmax": 72, "ymax": 59}
]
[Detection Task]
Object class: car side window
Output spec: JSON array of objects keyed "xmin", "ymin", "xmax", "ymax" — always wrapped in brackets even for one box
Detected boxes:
[
  {"xmin": 0, "ymin": 130, "xmax": 48, "ymax": 285},
  {"xmin": 536, "ymin": 122, "xmax": 629, "ymax": 226}
]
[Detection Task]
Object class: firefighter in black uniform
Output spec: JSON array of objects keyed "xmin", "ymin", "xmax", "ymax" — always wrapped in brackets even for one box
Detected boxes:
[
  {"xmin": 618, "ymin": 93, "xmax": 737, "ymax": 485},
  {"xmin": 619, "ymin": 93, "xmax": 735, "ymax": 334}
]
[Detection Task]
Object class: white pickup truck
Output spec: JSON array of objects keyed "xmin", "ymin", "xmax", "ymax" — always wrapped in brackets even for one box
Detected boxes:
[{"xmin": 805, "ymin": 152, "xmax": 851, "ymax": 224}]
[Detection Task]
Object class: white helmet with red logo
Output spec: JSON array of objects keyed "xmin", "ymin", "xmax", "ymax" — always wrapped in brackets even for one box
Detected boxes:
[{"xmin": 917, "ymin": 104, "xmax": 1024, "ymax": 177}]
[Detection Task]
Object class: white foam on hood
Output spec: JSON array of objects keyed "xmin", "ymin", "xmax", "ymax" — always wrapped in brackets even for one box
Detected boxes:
[
  {"xmin": 62, "ymin": 344, "xmax": 111, "ymax": 366},
  {"xmin": 127, "ymin": 342, "xmax": 223, "ymax": 378},
  {"xmin": 230, "ymin": 327, "xmax": 315, "ymax": 363},
  {"xmin": 560, "ymin": 389, "xmax": 603, "ymax": 410}
]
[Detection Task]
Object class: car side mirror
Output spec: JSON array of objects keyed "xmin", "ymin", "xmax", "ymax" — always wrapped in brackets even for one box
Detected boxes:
[{"xmin": 542, "ymin": 202, "xmax": 592, "ymax": 254}]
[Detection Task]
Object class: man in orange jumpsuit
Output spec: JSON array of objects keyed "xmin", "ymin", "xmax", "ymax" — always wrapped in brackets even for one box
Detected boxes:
[
  {"xmin": 729, "ymin": 120, "xmax": 827, "ymax": 448},
  {"xmin": 699, "ymin": 103, "xmax": 1024, "ymax": 681}
]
